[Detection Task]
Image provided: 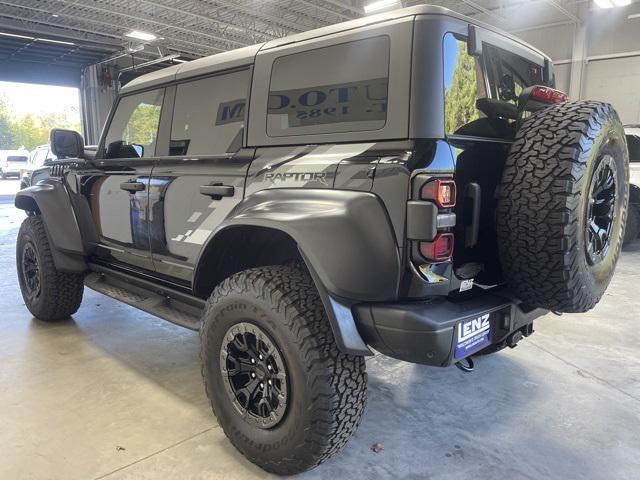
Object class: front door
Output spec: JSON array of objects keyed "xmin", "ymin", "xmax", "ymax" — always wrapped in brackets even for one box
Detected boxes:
[
  {"xmin": 82, "ymin": 87, "xmax": 166, "ymax": 272},
  {"xmin": 147, "ymin": 69, "xmax": 253, "ymax": 281}
]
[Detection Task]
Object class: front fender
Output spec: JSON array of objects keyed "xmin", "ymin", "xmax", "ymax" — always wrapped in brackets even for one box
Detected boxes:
[
  {"xmin": 201, "ymin": 189, "xmax": 402, "ymax": 303},
  {"xmin": 15, "ymin": 179, "xmax": 87, "ymax": 272}
]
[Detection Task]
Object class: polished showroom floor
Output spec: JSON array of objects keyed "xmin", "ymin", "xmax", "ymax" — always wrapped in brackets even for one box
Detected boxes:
[{"xmin": 1, "ymin": 179, "xmax": 639, "ymax": 480}]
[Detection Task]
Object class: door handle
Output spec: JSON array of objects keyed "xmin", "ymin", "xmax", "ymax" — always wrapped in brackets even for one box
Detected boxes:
[
  {"xmin": 120, "ymin": 181, "xmax": 146, "ymax": 192},
  {"xmin": 200, "ymin": 184, "xmax": 235, "ymax": 199}
]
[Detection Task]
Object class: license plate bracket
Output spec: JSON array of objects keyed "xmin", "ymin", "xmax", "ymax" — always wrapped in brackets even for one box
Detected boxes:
[{"xmin": 454, "ymin": 311, "xmax": 494, "ymax": 359}]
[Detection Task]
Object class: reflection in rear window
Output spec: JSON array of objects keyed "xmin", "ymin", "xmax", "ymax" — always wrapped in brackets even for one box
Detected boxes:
[{"xmin": 8, "ymin": 156, "xmax": 28, "ymax": 162}]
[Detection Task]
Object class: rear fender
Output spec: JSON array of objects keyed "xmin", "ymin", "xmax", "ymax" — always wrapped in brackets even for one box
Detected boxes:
[
  {"xmin": 193, "ymin": 189, "xmax": 402, "ymax": 356},
  {"xmin": 200, "ymin": 188, "xmax": 402, "ymax": 301}
]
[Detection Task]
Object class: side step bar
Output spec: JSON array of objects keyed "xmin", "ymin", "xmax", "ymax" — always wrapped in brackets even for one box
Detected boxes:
[{"xmin": 84, "ymin": 264, "xmax": 205, "ymax": 331}]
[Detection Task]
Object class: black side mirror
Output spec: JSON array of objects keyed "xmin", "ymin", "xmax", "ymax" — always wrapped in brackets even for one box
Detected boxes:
[{"xmin": 50, "ymin": 129, "xmax": 85, "ymax": 159}]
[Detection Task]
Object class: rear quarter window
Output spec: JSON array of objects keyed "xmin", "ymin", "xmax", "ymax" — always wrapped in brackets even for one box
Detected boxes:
[
  {"xmin": 267, "ymin": 36, "xmax": 390, "ymax": 137},
  {"xmin": 8, "ymin": 156, "xmax": 28, "ymax": 162}
]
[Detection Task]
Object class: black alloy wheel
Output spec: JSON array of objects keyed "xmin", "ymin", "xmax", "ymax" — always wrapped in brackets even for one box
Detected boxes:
[
  {"xmin": 220, "ymin": 321, "xmax": 288, "ymax": 429},
  {"xmin": 586, "ymin": 154, "xmax": 617, "ymax": 265},
  {"xmin": 21, "ymin": 241, "xmax": 41, "ymax": 299}
]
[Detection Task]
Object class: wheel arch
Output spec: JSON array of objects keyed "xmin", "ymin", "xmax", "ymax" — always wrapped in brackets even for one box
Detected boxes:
[
  {"xmin": 192, "ymin": 188, "xmax": 402, "ymax": 355},
  {"xmin": 15, "ymin": 180, "xmax": 87, "ymax": 272}
]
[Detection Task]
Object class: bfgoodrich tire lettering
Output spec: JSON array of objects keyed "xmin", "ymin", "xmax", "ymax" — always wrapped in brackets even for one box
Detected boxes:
[
  {"xmin": 16, "ymin": 215, "xmax": 84, "ymax": 321},
  {"xmin": 199, "ymin": 266, "xmax": 367, "ymax": 475},
  {"xmin": 498, "ymin": 101, "xmax": 629, "ymax": 313}
]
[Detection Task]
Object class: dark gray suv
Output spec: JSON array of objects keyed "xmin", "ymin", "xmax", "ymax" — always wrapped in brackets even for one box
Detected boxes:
[{"xmin": 14, "ymin": 6, "xmax": 630, "ymax": 474}]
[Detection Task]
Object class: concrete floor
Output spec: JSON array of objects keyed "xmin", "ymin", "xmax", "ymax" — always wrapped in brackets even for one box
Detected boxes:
[{"xmin": 1, "ymin": 178, "xmax": 639, "ymax": 480}]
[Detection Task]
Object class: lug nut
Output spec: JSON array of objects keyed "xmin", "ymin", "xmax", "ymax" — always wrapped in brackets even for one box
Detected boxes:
[
  {"xmin": 267, "ymin": 365, "xmax": 272, "ymax": 371},
  {"xmin": 260, "ymin": 383, "xmax": 264, "ymax": 389},
  {"xmin": 268, "ymin": 379, "xmax": 272, "ymax": 386},
  {"xmin": 250, "ymin": 358, "xmax": 255, "ymax": 364},
  {"xmin": 259, "ymin": 354, "xmax": 263, "ymax": 360},
  {"xmin": 251, "ymin": 372, "xmax": 256, "ymax": 378}
]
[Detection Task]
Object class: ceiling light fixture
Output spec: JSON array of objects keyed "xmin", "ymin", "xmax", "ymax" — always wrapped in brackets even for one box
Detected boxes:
[
  {"xmin": 38, "ymin": 38, "xmax": 75, "ymax": 45},
  {"xmin": 0, "ymin": 31, "xmax": 75, "ymax": 45},
  {"xmin": 0, "ymin": 31, "xmax": 33, "ymax": 40},
  {"xmin": 629, "ymin": 12, "xmax": 640, "ymax": 18},
  {"xmin": 594, "ymin": 0, "xmax": 630, "ymax": 7},
  {"xmin": 125, "ymin": 30, "xmax": 157, "ymax": 42},
  {"xmin": 364, "ymin": 0, "xmax": 400, "ymax": 14}
]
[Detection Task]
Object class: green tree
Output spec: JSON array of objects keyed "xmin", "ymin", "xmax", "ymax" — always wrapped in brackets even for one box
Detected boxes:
[
  {"xmin": 0, "ymin": 96, "xmax": 14, "ymax": 149},
  {"xmin": 11, "ymin": 113, "xmax": 50, "ymax": 150},
  {"xmin": 445, "ymin": 41, "xmax": 479, "ymax": 134},
  {"xmin": 123, "ymin": 103, "xmax": 161, "ymax": 147}
]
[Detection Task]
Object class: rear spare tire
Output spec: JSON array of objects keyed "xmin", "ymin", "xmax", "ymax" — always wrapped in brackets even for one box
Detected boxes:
[{"xmin": 498, "ymin": 101, "xmax": 629, "ymax": 313}]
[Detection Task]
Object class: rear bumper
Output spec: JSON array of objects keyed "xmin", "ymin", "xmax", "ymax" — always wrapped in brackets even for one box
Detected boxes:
[{"xmin": 353, "ymin": 293, "xmax": 547, "ymax": 366}]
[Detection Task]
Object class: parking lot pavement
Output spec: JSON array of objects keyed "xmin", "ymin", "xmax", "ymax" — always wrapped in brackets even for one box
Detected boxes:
[{"xmin": 0, "ymin": 183, "xmax": 639, "ymax": 480}]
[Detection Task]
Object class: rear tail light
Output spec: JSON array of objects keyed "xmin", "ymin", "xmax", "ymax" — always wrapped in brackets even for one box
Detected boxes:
[
  {"xmin": 420, "ymin": 179, "xmax": 456, "ymax": 208},
  {"xmin": 530, "ymin": 86, "xmax": 568, "ymax": 105},
  {"xmin": 419, "ymin": 233, "xmax": 454, "ymax": 262}
]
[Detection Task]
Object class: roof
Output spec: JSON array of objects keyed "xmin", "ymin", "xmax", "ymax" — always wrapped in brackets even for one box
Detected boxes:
[{"xmin": 120, "ymin": 4, "xmax": 550, "ymax": 95}]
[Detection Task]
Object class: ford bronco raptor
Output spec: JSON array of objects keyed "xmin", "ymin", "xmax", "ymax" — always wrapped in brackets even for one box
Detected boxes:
[{"xmin": 15, "ymin": 6, "xmax": 629, "ymax": 475}]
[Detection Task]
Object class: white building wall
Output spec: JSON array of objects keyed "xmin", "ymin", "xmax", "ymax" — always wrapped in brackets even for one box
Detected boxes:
[{"xmin": 511, "ymin": 7, "xmax": 640, "ymax": 125}]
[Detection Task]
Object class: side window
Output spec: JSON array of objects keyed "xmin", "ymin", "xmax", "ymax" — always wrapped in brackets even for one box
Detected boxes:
[
  {"xmin": 170, "ymin": 69, "xmax": 249, "ymax": 156},
  {"xmin": 104, "ymin": 89, "xmax": 164, "ymax": 159},
  {"xmin": 267, "ymin": 36, "xmax": 389, "ymax": 137},
  {"xmin": 443, "ymin": 33, "xmax": 485, "ymax": 136}
]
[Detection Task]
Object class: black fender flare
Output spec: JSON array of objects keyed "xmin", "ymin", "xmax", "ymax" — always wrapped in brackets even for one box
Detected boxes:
[
  {"xmin": 15, "ymin": 179, "xmax": 87, "ymax": 272},
  {"xmin": 194, "ymin": 189, "xmax": 403, "ymax": 356}
]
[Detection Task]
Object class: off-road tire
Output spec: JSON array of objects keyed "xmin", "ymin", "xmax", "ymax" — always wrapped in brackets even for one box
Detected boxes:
[
  {"xmin": 623, "ymin": 203, "xmax": 639, "ymax": 245},
  {"xmin": 498, "ymin": 101, "xmax": 629, "ymax": 312},
  {"xmin": 200, "ymin": 266, "xmax": 367, "ymax": 475},
  {"xmin": 16, "ymin": 215, "xmax": 84, "ymax": 321}
]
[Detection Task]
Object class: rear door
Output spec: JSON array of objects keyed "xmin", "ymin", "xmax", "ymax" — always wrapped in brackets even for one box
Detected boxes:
[
  {"xmin": 148, "ymin": 68, "xmax": 253, "ymax": 281},
  {"xmin": 82, "ymin": 87, "xmax": 166, "ymax": 271}
]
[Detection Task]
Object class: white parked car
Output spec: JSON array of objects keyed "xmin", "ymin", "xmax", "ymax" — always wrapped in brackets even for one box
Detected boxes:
[
  {"xmin": 624, "ymin": 125, "xmax": 640, "ymax": 244},
  {"xmin": 0, "ymin": 149, "xmax": 29, "ymax": 179}
]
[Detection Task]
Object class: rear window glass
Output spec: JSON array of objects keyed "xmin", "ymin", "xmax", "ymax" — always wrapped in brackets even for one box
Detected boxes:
[
  {"xmin": 484, "ymin": 44, "xmax": 543, "ymax": 103},
  {"xmin": 267, "ymin": 36, "xmax": 389, "ymax": 137},
  {"xmin": 8, "ymin": 156, "xmax": 27, "ymax": 162}
]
